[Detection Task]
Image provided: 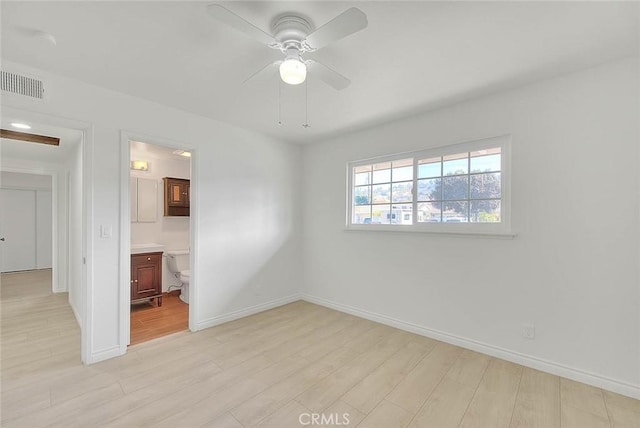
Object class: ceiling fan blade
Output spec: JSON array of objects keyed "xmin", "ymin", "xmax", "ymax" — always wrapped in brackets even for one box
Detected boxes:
[
  {"xmin": 207, "ymin": 4, "xmax": 278, "ymax": 47},
  {"xmin": 242, "ymin": 61, "xmax": 281, "ymax": 84},
  {"xmin": 304, "ymin": 8, "xmax": 368, "ymax": 50},
  {"xmin": 307, "ymin": 60, "xmax": 351, "ymax": 90}
]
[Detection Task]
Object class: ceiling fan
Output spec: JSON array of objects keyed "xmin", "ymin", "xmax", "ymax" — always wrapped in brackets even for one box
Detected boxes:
[{"xmin": 206, "ymin": 4, "xmax": 368, "ymax": 90}]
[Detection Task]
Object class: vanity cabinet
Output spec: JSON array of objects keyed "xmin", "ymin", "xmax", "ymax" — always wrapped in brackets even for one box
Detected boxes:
[
  {"xmin": 131, "ymin": 251, "xmax": 163, "ymax": 306},
  {"xmin": 163, "ymin": 177, "xmax": 190, "ymax": 216}
]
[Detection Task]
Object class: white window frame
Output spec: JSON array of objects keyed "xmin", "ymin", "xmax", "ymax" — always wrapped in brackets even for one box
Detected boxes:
[{"xmin": 346, "ymin": 135, "xmax": 513, "ymax": 237}]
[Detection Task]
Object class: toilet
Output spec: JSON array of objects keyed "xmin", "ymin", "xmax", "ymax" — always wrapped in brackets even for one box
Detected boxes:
[{"xmin": 166, "ymin": 250, "xmax": 190, "ymax": 304}]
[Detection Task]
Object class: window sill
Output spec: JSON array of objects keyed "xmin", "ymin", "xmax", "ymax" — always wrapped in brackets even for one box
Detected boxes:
[{"xmin": 344, "ymin": 225, "xmax": 517, "ymax": 239}]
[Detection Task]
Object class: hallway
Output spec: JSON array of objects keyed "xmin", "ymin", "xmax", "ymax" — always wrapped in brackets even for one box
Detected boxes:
[{"xmin": 1, "ymin": 270, "xmax": 81, "ymax": 422}]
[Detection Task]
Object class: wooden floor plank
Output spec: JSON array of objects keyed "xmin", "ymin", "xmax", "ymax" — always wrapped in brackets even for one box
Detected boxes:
[
  {"xmin": 603, "ymin": 390, "xmax": 640, "ymax": 428},
  {"xmin": 129, "ymin": 292, "xmax": 188, "ymax": 345},
  {"xmin": 408, "ymin": 350, "xmax": 491, "ymax": 428},
  {"xmin": 386, "ymin": 342, "xmax": 463, "ymax": 414},
  {"xmin": 358, "ymin": 399, "xmax": 413, "ymax": 428},
  {"xmin": 510, "ymin": 368, "xmax": 561, "ymax": 428},
  {"xmin": 459, "ymin": 359, "xmax": 523, "ymax": 428}
]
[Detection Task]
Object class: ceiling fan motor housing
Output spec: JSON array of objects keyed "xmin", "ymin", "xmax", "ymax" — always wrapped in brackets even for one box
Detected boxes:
[{"xmin": 272, "ymin": 15, "xmax": 314, "ymax": 53}]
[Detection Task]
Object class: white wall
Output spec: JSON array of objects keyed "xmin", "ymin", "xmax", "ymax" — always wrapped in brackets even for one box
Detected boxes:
[
  {"xmin": 302, "ymin": 58, "xmax": 640, "ymax": 396},
  {"xmin": 1, "ymin": 60, "xmax": 302, "ymax": 363},
  {"xmin": 130, "ymin": 149, "xmax": 190, "ymax": 291},
  {"xmin": 66, "ymin": 143, "xmax": 83, "ymax": 323},
  {"xmin": 1, "ymin": 171, "xmax": 52, "ymax": 190},
  {"xmin": 36, "ymin": 190, "xmax": 52, "ymax": 269}
]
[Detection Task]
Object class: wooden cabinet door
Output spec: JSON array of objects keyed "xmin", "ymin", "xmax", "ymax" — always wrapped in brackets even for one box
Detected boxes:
[
  {"xmin": 167, "ymin": 181, "xmax": 187, "ymax": 207},
  {"xmin": 163, "ymin": 178, "xmax": 190, "ymax": 216},
  {"xmin": 131, "ymin": 253, "xmax": 161, "ymax": 301}
]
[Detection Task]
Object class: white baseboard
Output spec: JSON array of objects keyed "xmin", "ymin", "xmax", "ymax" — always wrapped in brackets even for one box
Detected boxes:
[
  {"xmin": 89, "ymin": 345, "xmax": 122, "ymax": 364},
  {"xmin": 302, "ymin": 293, "xmax": 640, "ymax": 400},
  {"xmin": 195, "ymin": 293, "xmax": 302, "ymax": 331}
]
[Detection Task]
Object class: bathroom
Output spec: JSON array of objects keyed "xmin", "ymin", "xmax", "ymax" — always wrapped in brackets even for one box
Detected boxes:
[{"xmin": 129, "ymin": 140, "xmax": 191, "ymax": 345}]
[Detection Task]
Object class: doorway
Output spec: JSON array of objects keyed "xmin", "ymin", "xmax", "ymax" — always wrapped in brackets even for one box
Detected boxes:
[
  {"xmin": 120, "ymin": 133, "xmax": 196, "ymax": 348},
  {"xmin": 0, "ymin": 181, "xmax": 51, "ymax": 272},
  {"xmin": 0, "ymin": 173, "xmax": 53, "ymax": 301},
  {"xmin": 0, "ymin": 114, "xmax": 88, "ymax": 362}
]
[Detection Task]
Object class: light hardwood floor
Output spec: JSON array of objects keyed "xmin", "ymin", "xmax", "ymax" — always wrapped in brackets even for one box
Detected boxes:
[{"xmin": 2, "ymin": 270, "xmax": 639, "ymax": 427}]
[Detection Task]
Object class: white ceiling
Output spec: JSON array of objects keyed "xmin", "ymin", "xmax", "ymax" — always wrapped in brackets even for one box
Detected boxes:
[
  {"xmin": 0, "ymin": 119, "xmax": 82, "ymax": 164},
  {"xmin": 1, "ymin": 1, "xmax": 638, "ymax": 144}
]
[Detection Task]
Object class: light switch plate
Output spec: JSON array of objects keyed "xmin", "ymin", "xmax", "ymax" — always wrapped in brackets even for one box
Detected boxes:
[{"xmin": 100, "ymin": 224, "xmax": 112, "ymax": 238}]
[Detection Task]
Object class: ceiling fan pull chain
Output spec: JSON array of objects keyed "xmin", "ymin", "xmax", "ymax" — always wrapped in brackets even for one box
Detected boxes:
[
  {"xmin": 278, "ymin": 79, "xmax": 282, "ymax": 126},
  {"xmin": 303, "ymin": 78, "xmax": 311, "ymax": 128}
]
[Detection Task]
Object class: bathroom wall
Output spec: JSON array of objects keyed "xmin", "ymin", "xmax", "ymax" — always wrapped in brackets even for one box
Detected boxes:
[{"xmin": 130, "ymin": 143, "xmax": 190, "ymax": 291}]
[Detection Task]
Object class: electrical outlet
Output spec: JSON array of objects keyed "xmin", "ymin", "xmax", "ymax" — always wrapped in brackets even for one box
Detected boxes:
[{"xmin": 522, "ymin": 323, "xmax": 535, "ymax": 340}]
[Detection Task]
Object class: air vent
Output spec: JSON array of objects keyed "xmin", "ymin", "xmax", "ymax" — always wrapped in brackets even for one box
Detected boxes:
[{"xmin": 1, "ymin": 70, "xmax": 45, "ymax": 99}]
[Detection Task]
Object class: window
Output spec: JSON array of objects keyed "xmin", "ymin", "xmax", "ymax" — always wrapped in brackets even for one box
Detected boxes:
[
  {"xmin": 352, "ymin": 158, "xmax": 413, "ymax": 225},
  {"xmin": 347, "ymin": 135, "xmax": 511, "ymax": 235}
]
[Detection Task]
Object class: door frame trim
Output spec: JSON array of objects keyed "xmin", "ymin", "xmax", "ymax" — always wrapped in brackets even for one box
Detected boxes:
[{"xmin": 119, "ymin": 131, "xmax": 197, "ymax": 353}]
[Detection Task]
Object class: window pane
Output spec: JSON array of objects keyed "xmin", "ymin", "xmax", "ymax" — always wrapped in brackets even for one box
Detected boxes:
[
  {"xmin": 417, "ymin": 178, "xmax": 440, "ymax": 201},
  {"xmin": 443, "ymin": 153, "xmax": 468, "ymax": 176},
  {"xmin": 371, "ymin": 204, "xmax": 391, "ymax": 224},
  {"xmin": 352, "ymin": 205, "xmax": 371, "ymax": 224},
  {"xmin": 470, "ymin": 173, "xmax": 501, "ymax": 199},
  {"xmin": 470, "ymin": 200, "xmax": 501, "ymax": 223},
  {"xmin": 392, "ymin": 182, "xmax": 412, "ymax": 203},
  {"xmin": 392, "ymin": 159, "xmax": 413, "ymax": 182},
  {"xmin": 354, "ymin": 171, "xmax": 370, "ymax": 186},
  {"xmin": 418, "ymin": 157, "xmax": 441, "ymax": 179},
  {"xmin": 372, "ymin": 184, "xmax": 391, "ymax": 204},
  {"xmin": 417, "ymin": 202, "xmax": 441, "ymax": 223},
  {"xmin": 389, "ymin": 204, "xmax": 413, "ymax": 225},
  {"xmin": 354, "ymin": 186, "xmax": 370, "ymax": 205},
  {"xmin": 372, "ymin": 168, "xmax": 391, "ymax": 184},
  {"xmin": 443, "ymin": 176, "xmax": 468, "ymax": 200},
  {"xmin": 470, "ymin": 153, "xmax": 501, "ymax": 173},
  {"xmin": 443, "ymin": 201, "xmax": 468, "ymax": 222},
  {"xmin": 392, "ymin": 166, "xmax": 412, "ymax": 182}
]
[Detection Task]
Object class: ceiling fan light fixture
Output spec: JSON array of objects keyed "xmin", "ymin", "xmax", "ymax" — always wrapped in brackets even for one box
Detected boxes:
[{"xmin": 279, "ymin": 58, "xmax": 306, "ymax": 85}]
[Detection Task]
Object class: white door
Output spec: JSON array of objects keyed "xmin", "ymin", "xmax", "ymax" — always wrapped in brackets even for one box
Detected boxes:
[{"xmin": 0, "ymin": 189, "xmax": 37, "ymax": 272}]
